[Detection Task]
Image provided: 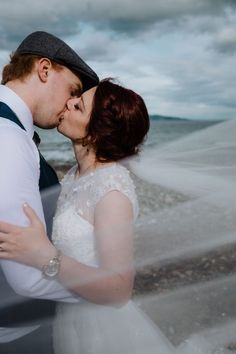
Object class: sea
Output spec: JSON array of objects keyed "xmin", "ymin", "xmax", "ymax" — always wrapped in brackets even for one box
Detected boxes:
[{"xmin": 37, "ymin": 117, "xmax": 220, "ymax": 167}]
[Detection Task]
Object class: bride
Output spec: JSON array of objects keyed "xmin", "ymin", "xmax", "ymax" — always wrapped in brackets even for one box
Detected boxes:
[{"xmin": 0, "ymin": 79, "xmax": 175, "ymax": 354}]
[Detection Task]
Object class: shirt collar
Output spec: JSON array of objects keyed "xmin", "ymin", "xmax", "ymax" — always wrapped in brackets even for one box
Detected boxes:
[{"xmin": 0, "ymin": 84, "xmax": 34, "ymax": 138}]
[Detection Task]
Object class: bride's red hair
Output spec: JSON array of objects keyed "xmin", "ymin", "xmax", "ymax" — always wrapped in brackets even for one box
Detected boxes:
[{"xmin": 84, "ymin": 78, "xmax": 150, "ymax": 162}]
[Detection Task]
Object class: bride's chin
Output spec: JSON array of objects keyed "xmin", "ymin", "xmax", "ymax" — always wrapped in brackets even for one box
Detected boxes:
[{"xmin": 57, "ymin": 125, "xmax": 65, "ymax": 136}]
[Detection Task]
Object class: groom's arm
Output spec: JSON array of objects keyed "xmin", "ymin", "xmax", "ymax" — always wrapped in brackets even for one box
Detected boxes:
[{"xmin": 0, "ymin": 126, "xmax": 80, "ymax": 303}]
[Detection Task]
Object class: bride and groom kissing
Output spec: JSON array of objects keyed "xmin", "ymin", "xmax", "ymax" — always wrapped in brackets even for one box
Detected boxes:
[{"xmin": 0, "ymin": 31, "xmax": 174, "ymax": 354}]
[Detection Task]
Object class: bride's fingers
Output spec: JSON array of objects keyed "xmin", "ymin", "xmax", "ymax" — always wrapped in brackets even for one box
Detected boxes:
[
  {"xmin": 0, "ymin": 243, "xmax": 14, "ymax": 259},
  {"xmin": 0, "ymin": 239, "xmax": 14, "ymax": 257},
  {"xmin": 23, "ymin": 203, "xmax": 43, "ymax": 228},
  {"xmin": 0, "ymin": 221, "xmax": 22, "ymax": 234},
  {"xmin": 0, "ymin": 232, "xmax": 9, "ymax": 242},
  {"xmin": 0, "ymin": 249, "xmax": 11, "ymax": 259}
]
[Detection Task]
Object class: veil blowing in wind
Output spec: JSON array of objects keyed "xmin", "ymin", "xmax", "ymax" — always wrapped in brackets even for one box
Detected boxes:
[{"xmin": 126, "ymin": 118, "xmax": 236, "ymax": 353}]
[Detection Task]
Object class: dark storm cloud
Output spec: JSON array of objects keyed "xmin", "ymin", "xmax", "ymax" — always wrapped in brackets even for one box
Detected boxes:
[
  {"xmin": 0, "ymin": 0, "xmax": 235, "ymax": 119},
  {"xmin": 0, "ymin": 0, "xmax": 235, "ymax": 48}
]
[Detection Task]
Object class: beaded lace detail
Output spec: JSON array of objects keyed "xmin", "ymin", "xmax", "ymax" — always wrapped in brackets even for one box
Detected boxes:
[
  {"xmin": 52, "ymin": 164, "xmax": 174, "ymax": 354},
  {"xmin": 52, "ymin": 163, "xmax": 138, "ymax": 266}
]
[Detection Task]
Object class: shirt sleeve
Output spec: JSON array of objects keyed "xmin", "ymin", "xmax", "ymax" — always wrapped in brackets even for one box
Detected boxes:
[{"xmin": 0, "ymin": 125, "xmax": 80, "ymax": 303}]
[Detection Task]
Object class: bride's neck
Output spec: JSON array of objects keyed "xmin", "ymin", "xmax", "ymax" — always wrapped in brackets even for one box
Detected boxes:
[{"xmin": 73, "ymin": 143, "xmax": 97, "ymax": 176}]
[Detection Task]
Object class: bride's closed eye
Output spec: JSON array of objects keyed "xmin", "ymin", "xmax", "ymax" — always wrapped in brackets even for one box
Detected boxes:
[{"xmin": 74, "ymin": 103, "xmax": 80, "ymax": 110}]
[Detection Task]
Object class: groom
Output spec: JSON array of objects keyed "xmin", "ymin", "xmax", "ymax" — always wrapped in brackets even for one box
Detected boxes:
[{"xmin": 0, "ymin": 31, "xmax": 99, "ymax": 353}]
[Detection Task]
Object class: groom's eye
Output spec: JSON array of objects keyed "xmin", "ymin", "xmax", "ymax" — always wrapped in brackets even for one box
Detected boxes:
[{"xmin": 71, "ymin": 88, "xmax": 81, "ymax": 97}]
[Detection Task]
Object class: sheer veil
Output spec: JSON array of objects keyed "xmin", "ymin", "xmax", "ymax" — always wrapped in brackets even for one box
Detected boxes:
[
  {"xmin": 126, "ymin": 118, "xmax": 236, "ymax": 262},
  {"xmin": 123, "ymin": 118, "xmax": 236, "ymax": 353}
]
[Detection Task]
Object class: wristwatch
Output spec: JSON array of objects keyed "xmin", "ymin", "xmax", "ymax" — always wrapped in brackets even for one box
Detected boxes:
[{"xmin": 42, "ymin": 250, "xmax": 62, "ymax": 278}]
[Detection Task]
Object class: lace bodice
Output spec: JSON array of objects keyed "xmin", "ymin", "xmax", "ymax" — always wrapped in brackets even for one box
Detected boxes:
[
  {"xmin": 52, "ymin": 163, "xmax": 138, "ymax": 266},
  {"xmin": 52, "ymin": 164, "xmax": 175, "ymax": 354}
]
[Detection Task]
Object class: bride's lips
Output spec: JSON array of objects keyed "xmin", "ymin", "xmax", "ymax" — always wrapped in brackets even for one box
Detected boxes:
[
  {"xmin": 58, "ymin": 115, "xmax": 64, "ymax": 125},
  {"xmin": 58, "ymin": 108, "xmax": 69, "ymax": 125}
]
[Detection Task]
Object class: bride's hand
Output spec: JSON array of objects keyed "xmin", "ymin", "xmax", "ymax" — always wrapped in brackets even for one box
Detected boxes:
[{"xmin": 0, "ymin": 203, "xmax": 57, "ymax": 269}]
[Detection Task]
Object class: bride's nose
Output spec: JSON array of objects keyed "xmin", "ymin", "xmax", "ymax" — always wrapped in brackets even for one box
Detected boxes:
[{"xmin": 66, "ymin": 98, "xmax": 79, "ymax": 110}]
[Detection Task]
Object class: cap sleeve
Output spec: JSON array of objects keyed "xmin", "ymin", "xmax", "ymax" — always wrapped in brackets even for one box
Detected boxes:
[{"xmin": 92, "ymin": 164, "xmax": 139, "ymax": 220}]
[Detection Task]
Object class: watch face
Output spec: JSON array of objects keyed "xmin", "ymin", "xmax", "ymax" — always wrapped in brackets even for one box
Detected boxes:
[{"xmin": 43, "ymin": 258, "xmax": 60, "ymax": 278}]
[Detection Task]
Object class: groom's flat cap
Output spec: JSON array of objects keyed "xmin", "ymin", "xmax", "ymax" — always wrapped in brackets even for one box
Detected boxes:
[{"xmin": 15, "ymin": 31, "xmax": 99, "ymax": 92}]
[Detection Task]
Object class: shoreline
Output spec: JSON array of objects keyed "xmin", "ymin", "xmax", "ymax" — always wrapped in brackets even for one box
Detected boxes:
[{"xmin": 52, "ymin": 162, "xmax": 236, "ymax": 296}]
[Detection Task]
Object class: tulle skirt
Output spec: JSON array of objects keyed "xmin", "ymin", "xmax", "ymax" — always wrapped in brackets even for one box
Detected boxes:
[{"xmin": 53, "ymin": 300, "xmax": 175, "ymax": 354}]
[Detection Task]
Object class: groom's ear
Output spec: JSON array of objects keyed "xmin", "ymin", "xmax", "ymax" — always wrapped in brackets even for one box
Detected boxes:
[{"xmin": 37, "ymin": 58, "xmax": 52, "ymax": 83}]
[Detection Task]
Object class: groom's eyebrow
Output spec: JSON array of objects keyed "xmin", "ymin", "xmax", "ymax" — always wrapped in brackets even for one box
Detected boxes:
[{"xmin": 71, "ymin": 84, "xmax": 83, "ymax": 97}]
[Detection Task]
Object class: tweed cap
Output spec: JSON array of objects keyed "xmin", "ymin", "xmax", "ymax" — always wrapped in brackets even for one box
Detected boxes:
[{"xmin": 15, "ymin": 31, "xmax": 99, "ymax": 92}]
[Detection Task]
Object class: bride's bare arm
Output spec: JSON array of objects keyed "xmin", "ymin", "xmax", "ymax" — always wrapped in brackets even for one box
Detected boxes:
[
  {"xmin": 0, "ymin": 191, "xmax": 135, "ymax": 305},
  {"xmin": 57, "ymin": 191, "xmax": 135, "ymax": 305}
]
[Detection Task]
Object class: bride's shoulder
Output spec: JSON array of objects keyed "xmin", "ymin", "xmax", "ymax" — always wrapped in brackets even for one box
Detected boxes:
[
  {"xmin": 97, "ymin": 163, "xmax": 135, "ymax": 188},
  {"xmin": 95, "ymin": 163, "xmax": 139, "ymax": 218}
]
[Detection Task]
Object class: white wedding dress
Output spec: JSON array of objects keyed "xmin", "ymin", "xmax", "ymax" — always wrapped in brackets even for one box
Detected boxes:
[{"xmin": 51, "ymin": 163, "xmax": 175, "ymax": 354}]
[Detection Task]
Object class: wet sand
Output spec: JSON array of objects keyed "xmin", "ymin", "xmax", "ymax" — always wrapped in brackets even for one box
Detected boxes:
[{"xmin": 133, "ymin": 244, "xmax": 236, "ymax": 295}]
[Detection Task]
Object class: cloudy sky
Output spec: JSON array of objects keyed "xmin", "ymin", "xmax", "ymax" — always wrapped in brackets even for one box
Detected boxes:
[{"xmin": 0, "ymin": 0, "xmax": 235, "ymax": 120}]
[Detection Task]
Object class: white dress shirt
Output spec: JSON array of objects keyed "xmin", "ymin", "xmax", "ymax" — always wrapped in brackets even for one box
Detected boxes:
[{"xmin": 0, "ymin": 85, "xmax": 80, "ymax": 342}]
